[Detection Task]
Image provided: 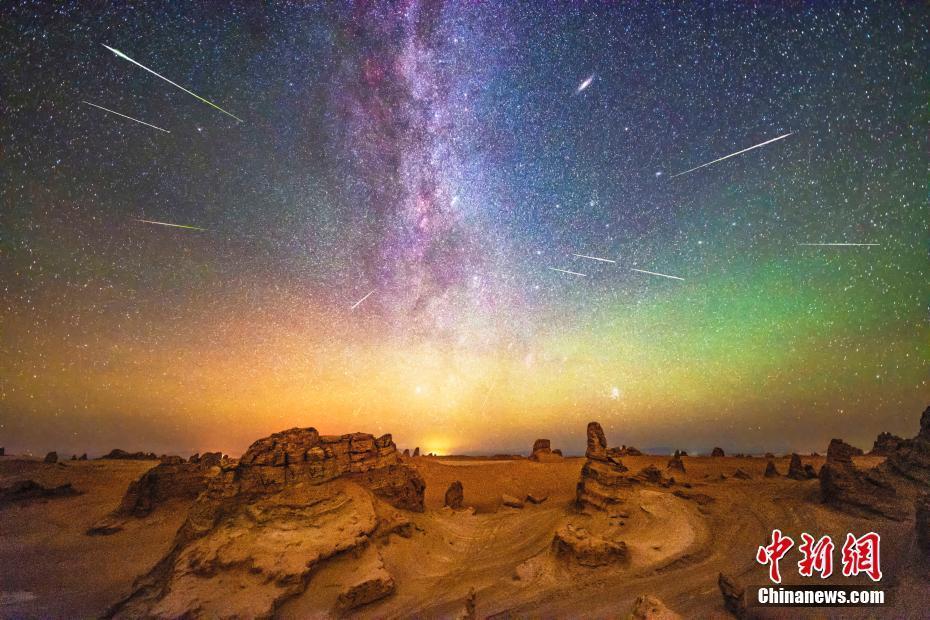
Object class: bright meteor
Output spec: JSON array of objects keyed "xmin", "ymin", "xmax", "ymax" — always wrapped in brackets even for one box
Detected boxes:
[
  {"xmin": 631, "ymin": 268, "xmax": 684, "ymax": 281},
  {"xmin": 798, "ymin": 243, "xmax": 880, "ymax": 247},
  {"xmin": 669, "ymin": 132, "xmax": 794, "ymax": 178},
  {"xmin": 135, "ymin": 218, "xmax": 207, "ymax": 231},
  {"xmin": 576, "ymin": 74, "xmax": 594, "ymax": 93},
  {"xmin": 548, "ymin": 267, "xmax": 587, "ymax": 277},
  {"xmin": 102, "ymin": 44, "xmax": 243, "ymax": 123},
  {"xmin": 572, "ymin": 253, "xmax": 616, "ymax": 263},
  {"xmin": 350, "ymin": 290, "xmax": 376, "ymax": 310},
  {"xmin": 82, "ymin": 101, "xmax": 169, "ymax": 133}
]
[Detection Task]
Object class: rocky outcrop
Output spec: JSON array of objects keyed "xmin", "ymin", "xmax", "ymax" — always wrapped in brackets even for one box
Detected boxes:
[
  {"xmin": 530, "ymin": 438, "xmax": 563, "ymax": 462},
  {"xmin": 667, "ymin": 454, "xmax": 685, "ymax": 473},
  {"xmin": 764, "ymin": 460, "xmax": 778, "ymax": 477},
  {"xmin": 820, "ymin": 438, "xmax": 904, "ymax": 519},
  {"xmin": 0, "ymin": 480, "xmax": 79, "ymax": 507},
  {"xmin": 402, "ymin": 448, "xmax": 410, "ymax": 457},
  {"xmin": 718, "ymin": 572, "xmax": 747, "ymax": 619},
  {"xmin": 445, "ymin": 481, "xmax": 464, "ymax": 509},
  {"xmin": 334, "ymin": 544, "xmax": 396, "ymax": 613},
  {"xmin": 78, "ymin": 453, "xmax": 87, "ymax": 460},
  {"xmin": 711, "ymin": 447, "xmax": 725, "ymax": 458},
  {"xmin": 883, "ymin": 406, "xmax": 930, "ymax": 485},
  {"xmin": 916, "ymin": 493, "xmax": 930, "ymax": 553},
  {"xmin": 627, "ymin": 594, "xmax": 682, "ymax": 620},
  {"xmin": 502, "ymin": 494, "xmax": 524, "ymax": 509},
  {"xmin": 787, "ymin": 453, "xmax": 810, "ymax": 480},
  {"xmin": 552, "ymin": 524, "xmax": 628, "ymax": 567},
  {"xmin": 870, "ymin": 432, "xmax": 903, "ymax": 456},
  {"xmin": 412, "ymin": 447, "xmax": 420, "ymax": 457},
  {"xmin": 43, "ymin": 451, "xmax": 58, "ymax": 464},
  {"xmin": 99, "ymin": 449, "xmax": 159, "ymax": 461},
  {"xmin": 635, "ymin": 465, "xmax": 665, "ymax": 485},
  {"xmin": 575, "ymin": 422, "xmax": 632, "ymax": 513},
  {"xmin": 105, "ymin": 427, "xmax": 425, "ymax": 619},
  {"xmin": 609, "ymin": 445, "xmax": 643, "ymax": 457},
  {"xmin": 733, "ymin": 468, "xmax": 751, "ymax": 480},
  {"xmin": 525, "ymin": 493, "xmax": 548, "ymax": 504}
]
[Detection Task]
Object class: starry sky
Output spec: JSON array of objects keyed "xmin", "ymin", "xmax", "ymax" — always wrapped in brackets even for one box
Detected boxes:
[{"xmin": 1, "ymin": 1, "xmax": 928, "ymax": 458}]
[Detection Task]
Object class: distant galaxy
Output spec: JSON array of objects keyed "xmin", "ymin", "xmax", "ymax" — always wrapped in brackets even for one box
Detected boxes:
[{"xmin": 0, "ymin": 1, "xmax": 927, "ymax": 457}]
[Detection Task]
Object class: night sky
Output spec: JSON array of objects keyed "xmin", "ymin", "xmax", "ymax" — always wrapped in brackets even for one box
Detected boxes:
[{"xmin": 2, "ymin": 1, "xmax": 928, "ymax": 457}]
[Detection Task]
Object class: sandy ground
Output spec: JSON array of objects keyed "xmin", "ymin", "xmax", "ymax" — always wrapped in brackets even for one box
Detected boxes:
[{"xmin": 1, "ymin": 453, "xmax": 927, "ymax": 618}]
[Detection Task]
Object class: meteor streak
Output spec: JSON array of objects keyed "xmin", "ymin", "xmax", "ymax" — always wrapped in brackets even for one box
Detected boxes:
[
  {"xmin": 135, "ymin": 218, "xmax": 207, "ymax": 231},
  {"xmin": 548, "ymin": 267, "xmax": 587, "ymax": 277},
  {"xmin": 350, "ymin": 289, "xmax": 375, "ymax": 310},
  {"xmin": 572, "ymin": 253, "xmax": 616, "ymax": 263},
  {"xmin": 102, "ymin": 44, "xmax": 243, "ymax": 122},
  {"xmin": 631, "ymin": 268, "xmax": 684, "ymax": 281},
  {"xmin": 669, "ymin": 132, "xmax": 794, "ymax": 178},
  {"xmin": 798, "ymin": 243, "xmax": 880, "ymax": 247},
  {"xmin": 82, "ymin": 101, "xmax": 170, "ymax": 133},
  {"xmin": 576, "ymin": 74, "xmax": 594, "ymax": 93}
]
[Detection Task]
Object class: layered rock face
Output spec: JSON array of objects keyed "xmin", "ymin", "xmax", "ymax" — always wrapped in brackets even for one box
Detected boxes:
[
  {"xmin": 445, "ymin": 480, "xmax": 464, "ymax": 509},
  {"xmin": 916, "ymin": 493, "xmax": 930, "ymax": 553},
  {"xmin": 106, "ymin": 427, "xmax": 425, "ymax": 619},
  {"xmin": 575, "ymin": 422, "xmax": 632, "ymax": 512},
  {"xmin": 820, "ymin": 438, "xmax": 904, "ymax": 519},
  {"xmin": 883, "ymin": 406, "xmax": 930, "ymax": 485},
  {"xmin": 529, "ymin": 438, "xmax": 563, "ymax": 462},
  {"xmin": 552, "ymin": 524, "xmax": 628, "ymax": 567},
  {"xmin": 870, "ymin": 432, "xmax": 903, "ymax": 456}
]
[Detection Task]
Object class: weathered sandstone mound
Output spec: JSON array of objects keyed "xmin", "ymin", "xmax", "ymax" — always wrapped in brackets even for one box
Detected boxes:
[
  {"xmin": 0, "ymin": 480, "xmax": 79, "ymax": 507},
  {"xmin": 870, "ymin": 432, "xmax": 903, "ymax": 456},
  {"xmin": 667, "ymin": 454, "xmax": 685, "ymax": 473},
  {"xmin": 820, "ymin": 438, "xmax": 904, "ymax": 519},
  {"xmin": 552, "ymin": 524, "xmax": 628, "ymax": 567},
  {"xmin": 718, "ymin": 572, "xmax": 748, "ymax": 619},
  {"xmin": 916, "ymin": 493, "xmax": 930, "ymax": 553},
  {"xmin": 529, "ymin": 438, "xmax": 563, "ymax": 462},
  {"xmin": 764, "ymin": 460, "xmax": 778, "ymax": 477},
  {"xmin": 106, "ymin": 427, "xmax": 424, "ymax": 619},
  {"xmin": 627, "ymin": 594, "xmax": 682, "ymax": 620},
  {"xmin": 99, "ymin": 449, "xmax": 159, "ymax": 461},
  {"xmin": 883, "ymin": 406, "xmax": 930, "ymax": 485},
  {"xmin": 445, "ymin": 480, "xmax": 464, "ymax": 509},
  {"xmin": 576, "ymin": 422, "xmax": 632, "ymax": 512}
]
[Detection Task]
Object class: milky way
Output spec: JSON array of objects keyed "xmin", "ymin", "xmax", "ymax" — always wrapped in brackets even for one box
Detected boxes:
[{"xmin": 1, "ymin": 1, "xmax": 927, "ymax": 457}]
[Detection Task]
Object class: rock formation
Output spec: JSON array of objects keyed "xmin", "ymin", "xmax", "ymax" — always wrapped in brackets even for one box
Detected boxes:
[
  {"xmin": 0, "ymin": 480, "xmax": 79, "ymax": 507},
  {"xmin": 456, "ymin": 588, "xmax": 477, "ymax": 620},
  {"xmin": 635, "ymin": 465, "xmax": 665, "ymax": 485},
  {"xmin": 667, "ymin": 454, "xmax": 685, "ymax": 473},
  {"xmin": 609, "ymin": 445, "xmax": 643, "ymax": 457},
  {"xmin": 883, "ymin": 406, "xmax": 930, "ymax": 485},
  {"xmin": 627, "ymin": 594, "xmax": 682, "ymax": 620},
  {"xmin": 412, "ymin": 447, "xmax": 420, "ymax": 457},
  {"xmin": 870, "ymin": 432, "xmax": 903, "ymax": 456},
  {"xmin": 43, "ymin": 451, "xmax": 58, "ymax": 464},
  {"xmin": 552, "ymin": 448, "xmax": 563, "ymax": 456},
  {"xmin": 403, "ymin": 448, "xmax": 410, "ymax": 457},
  {"xmin": 552, "ymin": 524, "xmax": 628, "ymax": 567},
  {"xmin": 99, "ymin": 449, "xmax": 159, "ymax": 461},
  {"xmin": 105, "ymin": 427, "xmax": 425, "ymax": 619},
  {"xmin": 529, "ymin": 438, "xmax": 563, "ymax": 462},
  {"xmin": 445, "ymin": 481, "xmax": 464, "ymax": 509},
  {"xmin": 502, "ymin": 494, "xmax": 524, "ymax": 509},
  {"xmin": 78, "ymin": 453, "xmax": 87, "ymax": 460},
  {"xmin": 916, "ymin": 493, "xmax": 930, "ymax": 553},
  {"xmin": 525, "ymin": 493, "xmax": 548, "ymax": 504},
  {"xmin": 764, "ymin": 460, "xmax": 778, "ymax": 477},
  {"xmin": 718, "ymin": 572, "xmax": 747, "ymax": 619},
  {"xmin": 787, "ymin": 453, "xmax": 808, "ymax": 480},
  {"xmin": 576, "ymin": 422, "xmax": 632, "ymax": 512},
  {"xmin": 711, "ymin": 447, "xmax": 725, "ymax": 457},
  {"xmin": 803, "ymin": 464, "xmax": 818, "ymax": 478},
  {"xmin": 733, "ymin": 468, "xmax": 751, "ymax": 480},
  {"xmin": 820, "ymin": 438, "xmax": 904, "ymax": 519}
]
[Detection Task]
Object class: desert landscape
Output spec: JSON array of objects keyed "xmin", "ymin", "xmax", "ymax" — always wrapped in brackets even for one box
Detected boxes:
[{"xmin": 2, "ymin": 407, "xmax": 929, "ymax": 619}]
